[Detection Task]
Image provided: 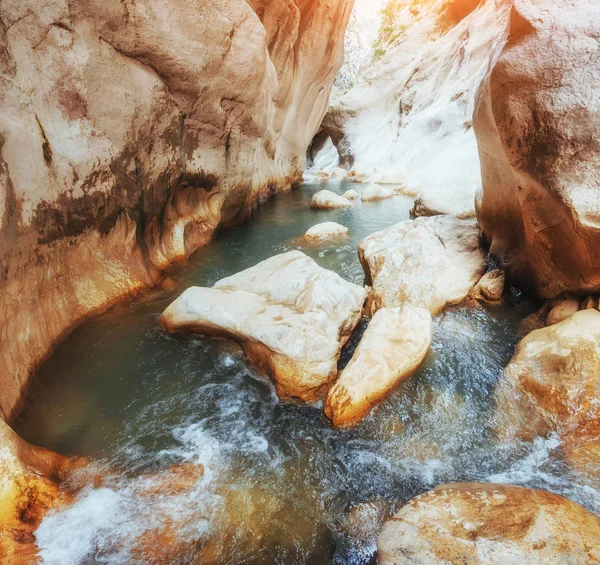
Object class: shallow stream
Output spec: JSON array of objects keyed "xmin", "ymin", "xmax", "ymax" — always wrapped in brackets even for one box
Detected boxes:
[{"xmin": 15, "ymin": 180, "xmax": 600, "ymax": 564}]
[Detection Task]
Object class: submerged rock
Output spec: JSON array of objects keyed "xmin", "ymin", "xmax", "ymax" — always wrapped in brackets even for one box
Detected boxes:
[
  {"xmin": 475, "ymin": 0, "xmax": 600, "ymax": 298},
  {"xmin": 161, "ymin": 251, "xmax": 367, "ymax": 401},
  {"xmin": 361, "ymin": 184, "xmax": 395, "ymax": 202},
  {"xmin": 311, "ymin": 190, "xmax": 354, "ymax": 209},
  {"xmin": 378, "ymin": 483, "xmax": 600, "ymax": 565},
  {"xmin": 359, "ymin": 216, "xmax": 486, "ymax": 315},
  {"xmin": 495, "ymin": 310, "xmax": 600, "ymax": 453},
  {"xmin": 0, "ymin": 421, "xmax": 82, "ymax": 562},
  {"xmin": 303, "ymin": 222, "xmax": 349, "ymax": 241},
  {"xmin": 343, "ymin": 189, "xmax": 360, "ymax": 201},
  {"xmin": 325, "ymin": 306, "xmax": 432, "ymax": 427},
  {"xmin": 470, "ymin": 269, "xmax": 505, "ymax": 303}
]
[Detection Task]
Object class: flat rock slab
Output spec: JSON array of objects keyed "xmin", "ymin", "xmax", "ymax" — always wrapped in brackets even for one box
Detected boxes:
[
  {"xmin": 161, "ymin": 251, "xmax": 367, "ymax": 401},
  {"xmin": 359, "ymin": 216, "xmax": 486, "ymax": 315},
  {"xmin": 378, "ymin": 483, "xmax": 600, "ymax": 565},
  {"xmin": 325, "ymin": 306, "xmax": 432, "ymax": 427},
  {"xmin": 311, "ymin": 190, "xmax": 353, "ymax": 209},
  {"xmin": 303, "ymin": 222, "xmax": 349, "ymax": 241}
]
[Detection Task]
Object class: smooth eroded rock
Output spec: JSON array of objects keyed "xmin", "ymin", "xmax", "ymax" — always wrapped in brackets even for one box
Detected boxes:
[
  {"xmin": 470, "ymin": 269, "xmax": 505, "ymax": 303},
  {"xmin": 343, "ymin": 189, "xmax": 360, "ymax": 201},
  {"xmin": 311, "ymin": 190, "xmax": 353, "ymax": 209},
  {"xmin": 303, "ymin": 222, "xmax": 349, "ymax": 241},
  {"xmin": 495, "ymin": 309, "xmax": 600, "ymax": 445},
  {"xmin": 475, "ymin": 0, "xmax": 600, "ymax": 298},
  {"xmin": 325, "ymin": 306, "xmax": 432, "ymax": 427},
  {"xmin": 378, "ymin": 483, "xmax": 600, "ymax": 565},
  {"xmin": 545, "ymin": 299, "xmax": 581, "ymax": 326},
  {"xmin": 0, "ymin": 0, "xmax": 352, "ymax": 421},
  {"xmin": 359, "ymin": 216, "xmax": 486, "ymax": 315},
  {"xmin": 361, "ymin": 184, "xmax": 395, "ymax": 202},
  {"xmin": 161, "ymin": 251, "xmax": 367, "ymax": 401},
  {"xmin": 0, "ymin": 421, "xmax": 83, "ymax": 562}
]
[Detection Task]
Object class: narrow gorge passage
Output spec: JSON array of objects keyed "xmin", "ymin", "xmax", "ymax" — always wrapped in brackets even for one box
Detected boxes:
[
  {"xmin": 13, "ymin": 181, "xmax": 600, "ymax": 563},
  {"xmin": 4, "ymin": 0, "xmax": 600, "ymax": 562}
]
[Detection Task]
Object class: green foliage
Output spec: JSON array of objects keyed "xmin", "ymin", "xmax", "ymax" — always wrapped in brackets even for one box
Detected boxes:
[{"xmin": 371, "ymin": 0, "xmax": 419, "ymax": 59}]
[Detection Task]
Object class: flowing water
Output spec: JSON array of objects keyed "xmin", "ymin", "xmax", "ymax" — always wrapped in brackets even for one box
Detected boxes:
[{"xmin": 15, "ymin": 180, "xmax": 600, "ymax": 564}]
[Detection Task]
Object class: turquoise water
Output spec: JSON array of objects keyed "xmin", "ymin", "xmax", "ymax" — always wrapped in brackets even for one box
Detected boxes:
[{"xmin": 15, "ymin": 180, "xmax": 599, "ymax": 564}]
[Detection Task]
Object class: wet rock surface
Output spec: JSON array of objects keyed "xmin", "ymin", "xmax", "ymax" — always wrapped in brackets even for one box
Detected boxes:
[
  {"xmin": 378, "ymin": 483, "xmax": 600, "ymax": 565},
  {"xmin": 161, "ymin": 251, "xmax": 367, "ymax": 401},
  {"xmin": 359, "ymin": 216, "xmax": 486, "ymax": 315},
  {"xmin": 325, "ymin": 306, "xmax": 432, "ymax": 427},
  {"xmin": 311, "ymin": 190, "xmax": 354, "ymax": 209}
]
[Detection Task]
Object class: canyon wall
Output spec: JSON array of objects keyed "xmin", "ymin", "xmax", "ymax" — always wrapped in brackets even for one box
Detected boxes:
[
  {"xmin": 0, "ymin": 0, "xmax": 353, "ymax": 421},
  {"xmin": 475, "ymin": 0, "xmax": 600, "ymax": 298},
  {"xmin": 314, "ymin": 0, "xmax": 511, "ymax": 218}
]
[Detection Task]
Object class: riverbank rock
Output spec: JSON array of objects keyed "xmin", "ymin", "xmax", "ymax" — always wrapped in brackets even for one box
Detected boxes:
[
  {"xmin": 475, "ymin": 0, "xmax": 600, "ymax": 298},
  {"xmin": 0, "ymin": 421, "xmax": 82, "ymax": 562},
  {"xmin": 495, "ymin": 309, "xmax": 600, "ymax": 445},
  {"xmin": 161, "ymin": 251, "xmax": 367, "ymax": 401},
  {"xmin": 545, "ymin": 299, "xmax": 581, "ymax": 326},
  {"xmin": 378, "ymin": 483, "xmax": 600, "ymax": 564},
  {"xmin": 361, "ymin": 184, "xmax": 395, "ymax": 202},
  {"xmin": 325, "ymin": 306, "xmax": 432, "ymax": 427},
  {"xmin": 343, "ymin": 189, "xmax": 360, "ymax": 201},
  {"xmin": 470, "ymin": 269, "xmax": 505, "ymax": 303},
  {"xmin": 411, "ymin": 189, "xmax": 477, "ymax": 219},
  {"xmin": 0, "ymin": 0, "xmax": 352, "ymax": 421},
  {"xmin": 303, "ymin": 222, "xmax": 349, "ymax": 241},
  {"xmin": 359, "ymin": 216, "xmax": 486, "ymax": 315},
  {"xmin": 311, "ymin": 190, "xmax": 354, "ymax": 209}
]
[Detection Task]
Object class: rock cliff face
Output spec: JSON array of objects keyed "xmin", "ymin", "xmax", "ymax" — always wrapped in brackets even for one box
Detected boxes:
[
  {"xmin": 314, "ymin": 0, "xmax": 511, "ymax": 217},
  {"xmin": 475, "ymin": 0, "xmax": 600, "ymax": 298},
  {"xmin": 0, "ymin": 0, "xmax": 353, "ymax": 421}
]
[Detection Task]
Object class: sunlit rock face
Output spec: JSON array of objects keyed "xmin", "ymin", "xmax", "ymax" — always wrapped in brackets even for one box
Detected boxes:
[
  {"xmin": 0, "ymin": 0, "xmax": 353, "ymax": 421},
  {"xmin": 378, "ymin": 483, "xmax": 600, "ymax": 564},
  {"xmin": 358, "ymin": 216, "xmax": 486, "ymax": 315},
  {"xmin": 315, "ymin": 0, "xmax": 511, "ymax": 217},
  {"xmin": 475, "ymin": 0, "xmax": 600, "ymax": 298},
  {"xmin": 0, "ymin": 420, "xmax": 83, "ymax": 563},
  {"xmin": 495, "ymin": 310, "xmax": 600, "ymax": 465},
  {"xmin": 161, "ymin": 251, "xmax": 367, "ymax": 402}
]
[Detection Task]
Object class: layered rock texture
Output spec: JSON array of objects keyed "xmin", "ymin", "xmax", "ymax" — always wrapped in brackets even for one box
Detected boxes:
[
  {"xmin": 359, "ymin": 216, "xmax": 486, "ymax": 315},
  {"xmin": 161, "ymin": 251, "xmax": 367, "ymax": 402},
  {"xmin": 325, "ymin": 306, "xmax": 431, "ymax": 427},
  {"xmin": 378, "ymin": 483, "xmax": 600, "ymax": 564},
  {"xmin": 475, "ymin": 0, "xmax": 600, "ymax": 297},
  {"xmin": 314, "ymin": 0, "xmax": 511, "ymax": 217},
  {"xmin": 0, "ymin": 0, "xmax": 353, "ymax": 421}
]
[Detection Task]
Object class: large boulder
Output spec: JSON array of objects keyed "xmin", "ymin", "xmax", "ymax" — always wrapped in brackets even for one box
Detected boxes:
[
  {"xmin": 495, "ymin": 309, "xmax": 600, "ymax": 443},
  {"xmin": 0, "ymin": 0, "xmax": 352, "ymax": 421},
  {"xmin": 161, "ymin": 251, "xmax": 367, "ymax": 401},
  {"xmin": 475, "ymin": 0, "xmax": 600, "ymax": 298},
  {"xmin": 325, "ymin": 306, "xmax": 432, "ymax": 427},
  {"xmin": 378, "ymin": 483, "xmax": 600, "ymax": 564},
  {"xmin": 311, "ymin": 190, "xmax": 353, "ymax": 209},
  {"xmin": 496, "ymin": 309, "xmax": 600, "ymax": 482},
  {"xmin": 358, "ymin": 216, "xmax": 486, "ymax": 315}
]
